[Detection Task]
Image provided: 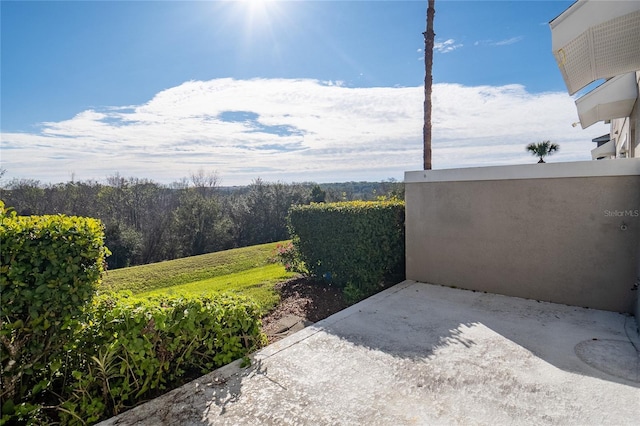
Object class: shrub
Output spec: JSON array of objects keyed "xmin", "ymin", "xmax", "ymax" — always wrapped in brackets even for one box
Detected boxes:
[
  {"xmin": 271, "ymin": 241, "xmax": 307, "ymax": 274},
  {"xmin": 0, "ymin": 201, "xmax": 110, "ymax": 422},
  {"xmin": 60, "ymin": 292, "xmax": 266, "ymax": 423},
  {"xmin": 0, "ymin": 201, "xmax": 267, "ymax": 424},
  {"xmin": 288, "ymin": 200, "xmax": 405, "ymax": 302}
]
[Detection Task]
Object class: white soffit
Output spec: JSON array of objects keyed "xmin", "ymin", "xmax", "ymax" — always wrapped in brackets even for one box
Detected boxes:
[
  {"xmin": 591, "ymin": 140, "xmax": 616, "ymax": 160},
  {"xmin": 575, "ymin": 73, "xmax": 638, "ymax": 128},
  {"xmin": 550, "ymin": 0, "xmax": 640, "ymax": 95}
]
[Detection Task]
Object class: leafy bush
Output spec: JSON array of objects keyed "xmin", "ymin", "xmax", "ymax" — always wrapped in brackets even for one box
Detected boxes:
[
  {"xmin": 288, "ymin": 200, "xmax": 405, "ymax": 302},
  {"xmin": 0, "ymin": 201, "xmax": 110, "ymax": 422},
  {"xmin": 0, "ymin": 201, "xmax": 269, "ymax": 424},
  {"xmin": 60, "ymin": 292, "xmax": 266, "ymax": 423},
  {"xmin": 271, "ymin": 241, "xmax": 307, "ymax": 274}
]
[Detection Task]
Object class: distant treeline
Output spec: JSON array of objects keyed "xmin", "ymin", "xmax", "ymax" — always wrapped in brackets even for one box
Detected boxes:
[{"xmin": 0, "ymin": 171, "xmax": 403, "ymax": 269}]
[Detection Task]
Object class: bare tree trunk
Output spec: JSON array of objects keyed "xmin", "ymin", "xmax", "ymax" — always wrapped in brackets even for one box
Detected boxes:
[{"xmin": 423, "ymin": 0, "xmax": 435, "ymax": 170}]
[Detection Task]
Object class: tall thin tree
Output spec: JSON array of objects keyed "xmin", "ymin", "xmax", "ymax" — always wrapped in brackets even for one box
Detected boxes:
[{"xmin": 423, "ymin": 0, "xmax": 435, "ymax": 170}]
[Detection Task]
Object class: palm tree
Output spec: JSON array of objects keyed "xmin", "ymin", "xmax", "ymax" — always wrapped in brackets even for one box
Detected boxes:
[
  {"xmin": 423, "ymin": 0, "xmax": 435, "ymax": 170},
  {"xmin": 526, "ymin": 140, "xmax": 559, "ymax": 163}
]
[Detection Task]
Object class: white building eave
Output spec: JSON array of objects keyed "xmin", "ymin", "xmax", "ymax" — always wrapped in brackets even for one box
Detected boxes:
[
  {"xmin": 550, "ymin": 0, "xmax": 640, "ymax": 95},
  {"xmin": 575, "ymin": 73, "xmax": 638, "ymax": 129}
]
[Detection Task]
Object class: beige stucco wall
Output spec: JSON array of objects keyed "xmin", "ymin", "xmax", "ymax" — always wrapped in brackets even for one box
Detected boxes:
[{"xmin": 405, "ymin": 160, "xmax": 640, "ymax": 313}]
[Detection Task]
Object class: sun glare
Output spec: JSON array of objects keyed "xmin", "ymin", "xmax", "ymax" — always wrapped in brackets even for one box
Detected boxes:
[
  {"xmin": 239, "ymin": 0, "xmax": 273, "ymax": 23},
  {"xmin": 245, "ymin": 0, "xmax": 271, "ymax": 13},
  {"xmin": 237, "ymin": 0, "xmax": 285, "ymax": 43}
]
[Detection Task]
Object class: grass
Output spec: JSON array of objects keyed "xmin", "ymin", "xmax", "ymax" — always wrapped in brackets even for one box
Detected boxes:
[
  {"xmin": 139, "ymin": 264, "xmax": 292, "ymax": 313},
  {"xmin": 100, "ymin": 241, "xmax": 297, "ymax": 313},
  {"xmin": 102, "ymin": 241, "xmax": 287, "ymax": 293}
]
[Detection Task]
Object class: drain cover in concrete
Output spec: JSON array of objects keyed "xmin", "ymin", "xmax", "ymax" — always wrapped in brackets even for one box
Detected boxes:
[{"xmin": 575, "ymin": 339, "xmax": 640, "ymax": 382}]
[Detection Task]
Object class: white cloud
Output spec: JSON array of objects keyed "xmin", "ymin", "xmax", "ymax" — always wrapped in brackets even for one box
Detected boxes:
[
  {"xmin": 1, "ymin": 78, "xmax": 607, "ymax": 185},
  {"xmin": 494, "ymin": 36, "xmax": 524, "ymax": 46},
  {"xmin": 475, "ymin": 36, "xmax": 524, "ymax": 47},
  {"xmin": 434, "ymin": 39, "xmax": 463, "ymax": 54}
]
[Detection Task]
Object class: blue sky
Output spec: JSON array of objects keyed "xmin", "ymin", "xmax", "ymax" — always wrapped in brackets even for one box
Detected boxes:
[{"xmin": 1, "ymin": 0, "xmax": 608, "ymax": 185}]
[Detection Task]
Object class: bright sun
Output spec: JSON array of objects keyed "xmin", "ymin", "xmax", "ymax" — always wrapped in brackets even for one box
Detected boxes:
[
  {"xmin": 243, "ymin": 0, "xmax": 271, "ymax": 16},
  {"xmin": 230, "ymin": 0, "xmax": 287, "ymax": 46},
  {"xmin": 241, "ymin": 0, "xmax": 279, "ymax": 29},
  {"xmin": 246, "ymin": 0, "xmax": 271, "ymax": 9}
]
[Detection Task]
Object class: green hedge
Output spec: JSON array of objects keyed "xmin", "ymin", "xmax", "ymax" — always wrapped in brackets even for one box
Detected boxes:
[
  {"xmin": 0, "ymin": 202, "xmax": 110, "ymax": 421},
  {"xmin": 288, "ymin": 200, "xmax": 405, "ymax": 301},
  {"xmin": 60, "ymin": 292, "xmax": 266, "ymax": 424},
  {"xmin": 0, "ymin": 202, "xmax": 267, "ymax": 424}
]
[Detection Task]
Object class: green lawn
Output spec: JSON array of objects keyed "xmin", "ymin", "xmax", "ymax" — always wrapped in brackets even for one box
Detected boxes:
[{"xmin": 101, "ymin": 241, "xmax": 296, "ymax": 313}]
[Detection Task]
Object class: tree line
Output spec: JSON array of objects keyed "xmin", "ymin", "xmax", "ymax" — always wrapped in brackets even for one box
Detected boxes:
[{"xmin": 0, "ymin": 171, "xmax": 403, "ymax": 269}]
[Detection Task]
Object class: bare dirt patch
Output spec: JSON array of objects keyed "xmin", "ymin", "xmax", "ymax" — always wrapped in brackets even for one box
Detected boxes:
[{"xmin": 261, "ymin": 277, "xmax": 349, "ymax": 343}]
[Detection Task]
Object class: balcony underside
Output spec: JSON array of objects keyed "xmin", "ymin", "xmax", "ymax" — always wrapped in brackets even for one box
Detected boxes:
[
  {"xmin": 550, "ymin": 1, "xmax": 640, "ymax": 95},
  {"xmin": 575, "ymin": 73, "xmax": 638, "ymax": 128}
]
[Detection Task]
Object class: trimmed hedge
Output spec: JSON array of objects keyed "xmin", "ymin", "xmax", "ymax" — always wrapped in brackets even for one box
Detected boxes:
[
  {"xmin": 288, "ymin": 200, "xmax": 405, "ymax": 300},
  {"xmin": 60, "ymin": 292, "xmax": 266, "ymax": 423},
  {"xmin": 0, "ymin": 201, "xmax": 267, "ymax": 424},
  {"xmin": 0, "ymin": 202, "xmax": 110, "ymax": 420}
]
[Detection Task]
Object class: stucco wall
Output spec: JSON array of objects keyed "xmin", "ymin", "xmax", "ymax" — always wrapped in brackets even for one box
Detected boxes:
[{"xmin": 405, "ymin": 160, "xmax": 640, "ymax": 313}]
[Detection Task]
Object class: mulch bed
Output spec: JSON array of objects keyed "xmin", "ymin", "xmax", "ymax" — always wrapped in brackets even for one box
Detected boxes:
[
  {"xmin": 260, "ymin": 275, "xmax": 403, "ymax": 343},
  {"xmin": 261, "ymin": 276, "xmax": 349, "ymax": 343}
]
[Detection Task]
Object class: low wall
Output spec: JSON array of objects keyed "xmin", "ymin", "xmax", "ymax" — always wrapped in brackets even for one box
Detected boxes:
[{"xmin": 405, "ymin": 159, "xmax": 640, "ymax": 313}]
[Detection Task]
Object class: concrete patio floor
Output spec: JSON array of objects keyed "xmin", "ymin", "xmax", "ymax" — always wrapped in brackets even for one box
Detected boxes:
[{"xmin": 101, "ymin": 280, "xmax": 640, "ymax": 425}]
